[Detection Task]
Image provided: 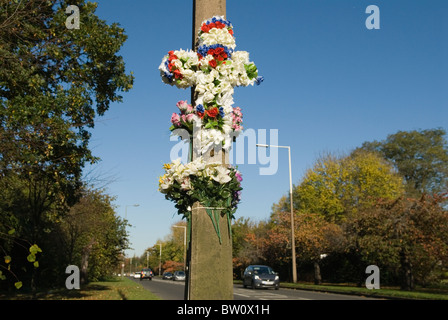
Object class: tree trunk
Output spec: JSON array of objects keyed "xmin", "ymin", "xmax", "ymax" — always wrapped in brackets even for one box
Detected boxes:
[
  {"xmin": 314, "ymin": 261, "xmax": 322, "ymax": 285},
  {"xmin": 400, "ymin": 250, "xmax": 414, "ymax": 291},
  {"xmin": 81, "ymin": 238, "xmax": 95, "ymax": 285}
]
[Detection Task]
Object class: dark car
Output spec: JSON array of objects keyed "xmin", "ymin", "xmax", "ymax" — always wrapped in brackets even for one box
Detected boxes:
[
  {"xmin": 140, "ymin": 268, "xmax": 153, "ymax": 280},
  {"xmin": 243, "ymin": 265, "xmax": 279, "ymax": 290},
  {"xmin": 173, "ymin": 271, "xmax": 186, "ymax": 281},
  {"xmin": 162, "ymin": 272, "xmax": 173, "ymax": 280}
]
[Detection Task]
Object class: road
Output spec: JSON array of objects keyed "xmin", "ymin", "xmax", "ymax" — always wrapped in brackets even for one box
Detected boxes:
[{"xmin": 131, "ymin": 277, "xmax": 378, "ymax": 300}]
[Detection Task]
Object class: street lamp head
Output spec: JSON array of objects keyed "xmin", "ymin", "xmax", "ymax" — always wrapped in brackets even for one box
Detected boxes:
[{"xmin": 256, "ymin": 144, "xmax": 269, "ymax": 148}]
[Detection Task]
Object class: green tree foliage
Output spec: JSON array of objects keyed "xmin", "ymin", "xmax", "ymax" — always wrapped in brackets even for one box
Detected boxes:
[
  {"xmin": 1, "ymin": 0, "xmax": 133, "ymax": 191},
  {"xmin": 293, "ymin": 150, "xmax": 404, "ymax": 222},
  {"xmin": 344, "ymin": 194, "xmax": 448, "ymax": 290},
  {"xmin": 143, "ymin": 222, "xmax": 188, "ymax": 275},
  {"xmin": 231, "ymin": 217, "xmax": 270, "ymax": 278},
  {"xmin": 0, "ymin": 0, "xmax": 133, "ymax": 290},
  {"xmin": 59, "ymin": 188, "xmax": 128, "ymax": 284},
  {"xmin": 359, "ymin": 128, "xmax": 448, "ymax": 195},
  {"xmin": 262, "ymin": 138, "xmax": 448, "ymax": 288}
]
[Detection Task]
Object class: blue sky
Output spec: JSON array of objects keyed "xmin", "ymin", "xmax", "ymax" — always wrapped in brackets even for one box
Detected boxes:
[{"xmin": 86, "ymin": 0, "xmax": 448, "ymax": 257}]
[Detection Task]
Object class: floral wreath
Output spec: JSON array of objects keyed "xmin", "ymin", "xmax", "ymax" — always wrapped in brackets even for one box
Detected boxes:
[
  {"xmin": 158, "ymin": 16, "xmax": 262, "ymax": 242},
  {"xmin": 159, "ymin": 16, "xmax": 263, "ymax": 153}
]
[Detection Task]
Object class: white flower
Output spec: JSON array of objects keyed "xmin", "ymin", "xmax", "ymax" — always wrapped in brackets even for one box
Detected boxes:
[
  {"xmin": 180, "ymin": 177, "xmax": 192, "ymax": 190},
  {"xmin": 212, "ymin": 166, "xmax": 232, "ymax": 184},
  {"xmin": 196, "ymin": 71, "xmax": 215, "ymax": 85},
  {"xmin": 182, "ymin": 69, "xmax": 195, "ymax": 82},
  {"xmin": 200, "ymin": 28, "xmax": 236, "ymax": 49},
  {"xmin": 159, "ymin": 177, "xmax": 173, "ymax": 192},
  {"xmin": 232, "ymin": 51, "xmax": 250, "ymax": 64},
  {"xmin": 202, "ymin": 91, "xmax": 215, "ymax": 103},
  {"xmin": 216, "ymin": 89, "xmax": 234, "ymax": 107}
]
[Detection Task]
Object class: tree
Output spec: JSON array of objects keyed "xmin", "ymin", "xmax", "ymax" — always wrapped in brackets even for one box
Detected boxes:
[
  {"xmin": 0, "ymin": 0, "xmax": 133, "ymax": 290},
  {"xmin": 294, "ymin": 213, "xmax": 343, "ymax": 284},
  {"xmin": 359, "ymin": 128, "xmax": 448, "ymax": 195},
  {"xmin": 1, "ymin": 0, "xmax": 133, "ymax": 182},
  {"xmin": 293, "ymin": 150, "xmax": 404, "ymax": 222},
  {"xmin": 232, "ymin": 217, "xmax": 269, "ymax": 278},
  {"xmin": 60, "ymin": 188, "xmax": 128, "ymax": 284},
  {"xmin": 145, "ymin": 221, "xmax": 188, "ymax": 275},
  {"xmin": 344, "ymin": 194, "xmax": 448, "ymax": 290},
  {"xmin": 266, "ymin": 150, "xmax": 404, "ymax": 282},
  {"xmin": 266, "ymin": 208, "xmax": 343, "ymax": 284}
]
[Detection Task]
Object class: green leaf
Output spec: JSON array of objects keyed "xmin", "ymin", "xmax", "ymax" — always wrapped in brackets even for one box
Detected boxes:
[
  {"xmin": 29, "ymin": 244, "xmax": 42, "ymax": 254},
  {"xmin": 220, "ymin": 190, "xmax": 231, "ymax": 198},
  {"xmin": 33, "ymin": 261, "xmax": 39, "ymax": 268},
  {"xmin": 8, "ymin": 229, "xmax": 15, "ymax": 235},
  {"xmin": 27, "ymin": 253, "xmax": 36, "ymax": 263},
  {"xmin": 244, "ymin": 63, "xmax": 258, "ymax": 79},
  {"xmin": 4, "ymin": 256, "xmax": 12, "ymax": 264},
  {"xmin": 14, "ymin": 281, "xmax": 23, "ymax": 289}
]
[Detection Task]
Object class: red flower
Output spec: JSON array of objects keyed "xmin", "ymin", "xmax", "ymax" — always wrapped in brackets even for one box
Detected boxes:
[
  {"xmin": 228, "ymin": 29, "xmax": 234, "ymax": 36},
  {"xmin": 208, "ymin": 59, "xmax": 217, "ymax": 68},
  {"xmin": 215, "ymin": 47, "xmax": 224, "ymax": 55},
  {"xmin": 168, "ymin": 51, "xmax": 178, "ymax": 62},
  {"xmin": 215, "ymin": 21, "xmax": 225, "ymax": 29},
  {"xmin": 173, "ymin": 69, "xmax": 182, "ymax": 79},
  {"xmin": 207, "ymin": 48, "xmax": 216, "ymax": 56},
  {"xmin": 206, "ymin": 107, "xmax": 219, "ymax": 118},
  {"xmin": 201, "ymin": 24, "xmax": 210, "ymax": 33},
  {"xmin": 197, "ymin": 112, "xmax": 204, "ymax": 119}
]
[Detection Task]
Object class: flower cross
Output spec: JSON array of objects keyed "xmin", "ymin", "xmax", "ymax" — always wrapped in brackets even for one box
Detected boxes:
[
  {"xmin": 159, "ymin": 16, "xmax": 263, "ymax": 155},
  {"xmin": 158, "ymin": 16, "xmax": 262, "ymax": 240}
]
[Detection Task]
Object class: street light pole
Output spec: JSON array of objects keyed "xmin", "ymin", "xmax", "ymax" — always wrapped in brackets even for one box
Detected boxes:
[
  {"xmin": 173, "ymin": 225, "xmax": 187, "ymax": 271},
  {"xmin": 125, "ymin": 204, "xmax": 140, "ymax": 220},
  {"xmin": 121, "ymin": 204, "xmax": 139, "ymax": 278},
  {"xmin": 256, "ymin": 144, "xmax": 297, "ymax": 283}
]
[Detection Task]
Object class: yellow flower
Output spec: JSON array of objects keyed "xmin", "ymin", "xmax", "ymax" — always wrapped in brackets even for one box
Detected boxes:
[{"xmin": 163, "ymin": 163, "xmax": 171, "ymax": 170}]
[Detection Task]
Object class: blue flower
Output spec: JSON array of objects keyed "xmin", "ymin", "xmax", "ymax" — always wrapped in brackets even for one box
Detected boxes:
[
  {"xmin": 219, "ymin": 107, "xmax": 225, "ymax": 118},
  {"xmin": 164, "ymin": 72, "xmax": 173, "ymax": 81},
  {"xmin": 208, "ymin": 16, "xmax": 232, "ymax": 27},
  {"xmin": 163, "ymin": 60, "xmax": 173, "ymax": 81},
  {"xmin": 197, "ymin": 44, "xmax": 233, "ymax": 59},
  {"xmin": 255, "ymin": 76, "xmax": 264, "ymax": 86},
  {"xmin": 196, "ymin": 104, "xmax": 204, "ymax": 113}
]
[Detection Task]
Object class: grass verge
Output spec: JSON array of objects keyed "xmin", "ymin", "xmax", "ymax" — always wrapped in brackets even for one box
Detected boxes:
[
  {"xmin": 0, "ymin": 277, "xmax": 160, "ymax": 300},
  {"xmin": 233, "ymin": 280, "xmax": 448, "ymax": 300},
  {"xmin": 278, "ymin": 282, "xmax": 448, "ymax": 300}
]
